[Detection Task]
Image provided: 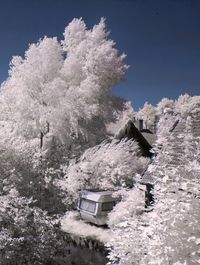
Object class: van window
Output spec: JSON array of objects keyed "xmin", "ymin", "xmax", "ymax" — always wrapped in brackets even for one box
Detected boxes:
[
  {"xmin": 80, "ymin": 199, "xmax": 96, "ymax": 213},
  {"xmin": 102, "ymin": 201, "xmax": 115, "ymax": 212}
]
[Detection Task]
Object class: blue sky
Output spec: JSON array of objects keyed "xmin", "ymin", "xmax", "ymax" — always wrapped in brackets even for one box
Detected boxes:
[{"xmin": 0, "ymin": 0, "xmax": 200, "ymax": 109}]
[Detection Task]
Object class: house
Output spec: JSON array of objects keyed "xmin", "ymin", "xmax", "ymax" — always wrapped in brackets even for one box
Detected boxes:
[
  {"xmin": 114, "ymin": 119, "xmax": 156, "ymax": 158},
  {"xmin": 114, "ymin": 119, "xmax": 157, "ymax": 207}
]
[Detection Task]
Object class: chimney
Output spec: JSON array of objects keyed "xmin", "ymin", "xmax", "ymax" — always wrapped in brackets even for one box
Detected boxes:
[{"xmin": 139, "ymin": 119, "xmax": 144, "ymax": 131}]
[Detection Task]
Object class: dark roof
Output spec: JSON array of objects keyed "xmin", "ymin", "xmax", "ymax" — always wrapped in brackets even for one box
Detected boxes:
[{"xmin": 115, "ymin": 120, "xmax": 153, "ymax": 157}]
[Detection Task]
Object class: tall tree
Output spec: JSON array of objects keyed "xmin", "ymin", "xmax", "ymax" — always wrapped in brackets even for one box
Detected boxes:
[{"xmin": 0, "ymin": 18, "xmax": 128, "ymax": 164}]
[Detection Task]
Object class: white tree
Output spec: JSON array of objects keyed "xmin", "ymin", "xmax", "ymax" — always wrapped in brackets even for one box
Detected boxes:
[
  {"xmin": 136, "ymin": 102, "xmax": 157, "ymax": 130},
  {"xmin": 0, "ymin": 18, "xmax": 129, "ymax": 212},
  {"xmin": 107, "ymin": 107, "xmax": 200, "ymax": 265},
  {"xmin": 175, "ymin": 94, "xmax": 200, "ymax": 117},
  {"xmin": 106, "ymin": 101, "xmax": 135, "ymax": 136},
  {"xmin": 156, "ymin": 97, "xmax": 174, "ymax": 116},
  {"xmin": 141, "ymin": 111, "xmax": 200, "ymax": 265},
  {"xmin": 56, "ymin": 139, "xmax": 149, "ymax": 201},
  {"xmin": 106, "ymin": 186, "xmax": 148, "ymax": 265},
  {"xmin": 0, "ymin": 18, "xmax": 128, "ymax": 164}
]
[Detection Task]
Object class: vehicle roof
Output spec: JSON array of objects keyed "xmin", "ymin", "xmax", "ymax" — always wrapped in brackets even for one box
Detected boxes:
[{"xmin": 80, "ymin": 190, "xmax": 117, "ymax": 202}]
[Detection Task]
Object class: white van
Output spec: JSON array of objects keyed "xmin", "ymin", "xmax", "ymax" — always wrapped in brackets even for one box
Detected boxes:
[{"xmin": 77, "ymin": 190, "xmax": 120, "ymax": 226}]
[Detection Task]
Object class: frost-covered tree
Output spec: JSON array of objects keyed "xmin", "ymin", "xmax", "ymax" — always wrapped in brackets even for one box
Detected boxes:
[
  {"xmin": 106, "ymin": 187, "xmax": 148, "ymax": 265},
  {"xmin": 156, "ymin": 97, "xmax": 174, "ymax": 116},
  {"xmin": 0, "ymin": 18, "xmax": 129, "ymax": 264},
  {"xmin": 142, "ymin": 112, "xmax": 200, "ymax": 265},
  {"xmin": 175, "ymin": 94, "xmax": 200, "ymax": 117},
  {"xmin": 141, "ymin": 120, "xmax": 200, "ymax": 265},
  {"xmin": 136, "ymin": 102, "xmax": 157, "ymax": 130},
  {"xmin": 56, "ymin": 139, "xmax": 149, "ymax": 202},
  {"xmin": 0, "ymin": 17, "xmax": 128, "ymax": 165},
  {"xmin": 107, "ymin": 109, "xmax": 200, "ymax": 265},
  {"xmin": 0, "ymin": 17, "xmax": 128, "ymax": 208},
  {"xmin": 106, "ymin": 101, "xmax": 135, "ymax": 136},
  {"xmin": 0, "ymin": 188, "xmax": 74, "ymax": 265}
]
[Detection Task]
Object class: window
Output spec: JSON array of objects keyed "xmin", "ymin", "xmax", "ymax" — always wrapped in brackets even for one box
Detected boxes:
[
  {"xmin": 79, "ymin": 199, "xmax": 96, "ymax": 213},
  {"xmin": 101, "ymin": 201, "xmax": 116, "ymax": 212}
]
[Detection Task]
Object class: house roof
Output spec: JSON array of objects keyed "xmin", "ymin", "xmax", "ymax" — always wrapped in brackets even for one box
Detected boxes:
[
  {"xmin": 141, "ymin": 131, "xmax": 157, "ymax": 146},
  {"xmin": 114, "ymin": 120, "xmax": 155, "ymax": 157}
]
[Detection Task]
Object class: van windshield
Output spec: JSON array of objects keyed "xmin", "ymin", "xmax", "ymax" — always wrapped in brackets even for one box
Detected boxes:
[{"xmin": 80, "ymin": 198, "xmax": 96, "ymax": 213}]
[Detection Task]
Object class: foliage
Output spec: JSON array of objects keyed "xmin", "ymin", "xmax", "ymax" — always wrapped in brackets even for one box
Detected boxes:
[
  {"xmin": 0, "ymin": 18, "xmax": 128, "ymax": 264},
  {"xmin": 108, "ymin": 111, "xmax": 200, "ymax": 265},
  {"xmin": 0, "ymin": 14, "xmax": 200, "ymax": 265},
  {"xmin": 0, "ymin": 17, "xmax": 128, "ymax": 165},
  {"xmin": 136, "ymin": 102, "xmax": 157, "ymax": 130},
  {"xmin": 56, "ymin": 139, "xmax": 149, "ymax": 201},
  {"xmin": 0, "ymin": 189, "xmax": 65, "ymax": 265}
]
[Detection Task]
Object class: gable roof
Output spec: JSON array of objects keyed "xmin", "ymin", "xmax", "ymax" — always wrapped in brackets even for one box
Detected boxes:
[{"xmin": 114, "ymin": 120, "xmax": 154, "ymax": 157}]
